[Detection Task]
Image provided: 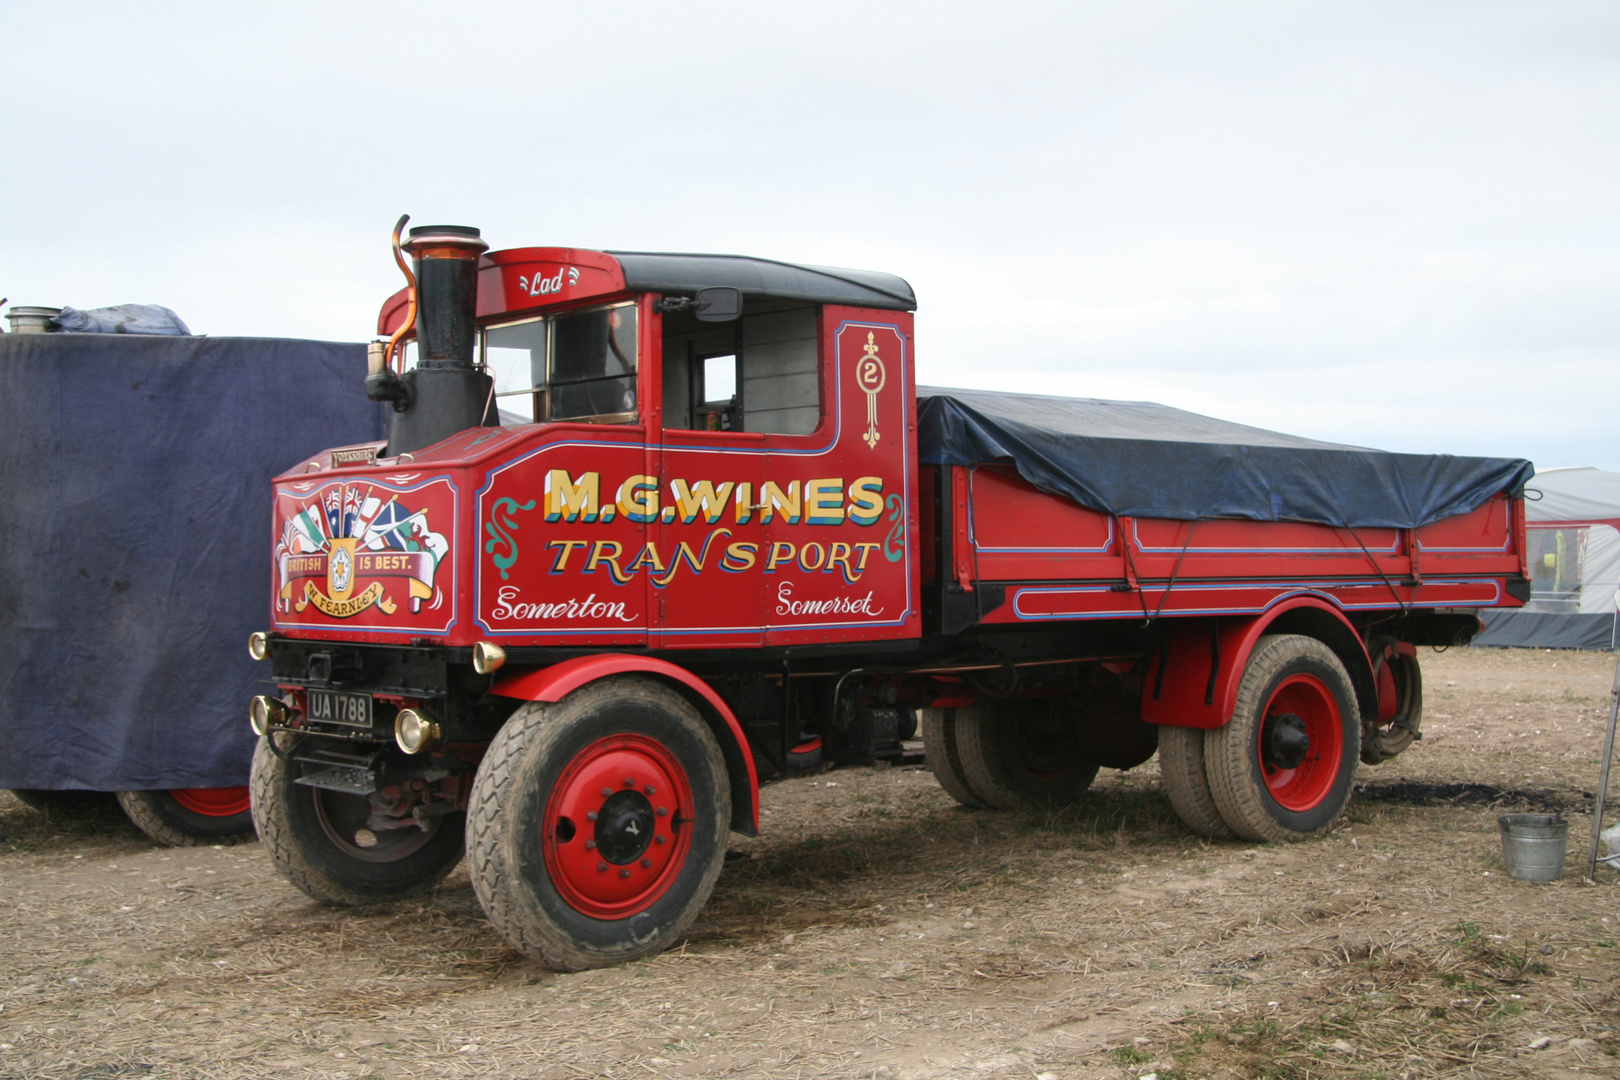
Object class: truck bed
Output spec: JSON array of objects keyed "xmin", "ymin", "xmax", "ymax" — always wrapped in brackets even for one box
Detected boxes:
[
  {"xmin": 915, "ymin": 388, "xmax": 1530, "ymax": 634},
  {"xmin": 932, "ymin": 462, "xmax": 1520, "ymax": 624}
]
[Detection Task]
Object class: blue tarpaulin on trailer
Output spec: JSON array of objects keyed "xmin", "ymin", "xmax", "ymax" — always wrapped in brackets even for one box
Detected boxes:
[
  {"xmin": 917, "ymin": 386, "xmax": 1534, "ymax": 530},
  {"xmin": 0, "ymin": 334, "xmax": 383, "ymax": 791}
]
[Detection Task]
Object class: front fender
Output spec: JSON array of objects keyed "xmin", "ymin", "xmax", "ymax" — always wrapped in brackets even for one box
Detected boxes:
[{"xmin": 491, "ymin": 655, "xmax": 759, "ymax": 835}]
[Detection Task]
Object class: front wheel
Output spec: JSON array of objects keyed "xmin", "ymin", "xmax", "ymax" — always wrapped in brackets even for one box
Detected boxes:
[
  {"xmin": 249, "ymin": 736, "xmax": 466, "ymax": 905},
  {"xmin": 1205, "ymin": 635, "xmax": 1361, "ymax": 842},
  {"xmin": 116, "ymin": 787, "xmax": 255, "ymax": 847},
  {"xmin": 466, "ymin": 677, "xmax": 730, "ymax": 971}
]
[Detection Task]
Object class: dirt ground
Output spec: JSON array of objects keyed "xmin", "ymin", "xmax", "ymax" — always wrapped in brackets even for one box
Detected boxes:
[{"xmin": 3, "ymin": 647, "xmax": 1619, "ymax": 1080}]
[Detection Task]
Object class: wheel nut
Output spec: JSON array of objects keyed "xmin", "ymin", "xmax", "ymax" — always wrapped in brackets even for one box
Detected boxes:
[
  {"xmin": 619, "ymin": 868, "xmax": 631, "ymax": 879},
  {"xmin": 643, "ymin": 785, "xmax": 656, "ymax": 795},
  {"xmin": 624, "ymin": 777, "xmax": 635, "ymax": 787},
  {"xmin": 587, "ymin": 811, "xmax": 598, "ymax": 821},
  {"xmin": 655, "ymin": 835, "xmax": 667, "ymax": 845},
  {"xmin": 641, "ymin": 858, "xmax": 652, "ymax": 868},
  {"xmin": 600, "ymin": 787, "xmax": 612, "ymax": 798},
  {"xmin": 656, "ymin": 806, "xmax": 668, "ymax": 816},
  {"xmin": 585, "ymin": 840, "xmax": 596, "ymax": 850},
  {"xmin": 597, "ymin": 862, "xmax": 608, "ymax": 872}
]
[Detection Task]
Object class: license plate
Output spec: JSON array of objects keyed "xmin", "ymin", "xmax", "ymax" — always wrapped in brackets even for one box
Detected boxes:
[{"xmin": 306, "ymin": 689, "xmax": 373, "ymax": 728}]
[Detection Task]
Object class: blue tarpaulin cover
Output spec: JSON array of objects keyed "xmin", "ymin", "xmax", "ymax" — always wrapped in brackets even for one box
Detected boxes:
[
  {"xmin": 917, "ymin": 386, "xmax": 1534, "ymax": 530},
  {"xmin": 0, "ymin": 334, "xmax": 383, "ymax": 791},
  {"xmin": 53, "ymin": 304, "xmax": 192, "ymax": 336}
]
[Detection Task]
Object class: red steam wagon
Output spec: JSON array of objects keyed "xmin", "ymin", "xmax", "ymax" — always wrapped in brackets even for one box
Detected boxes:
[{"xmin": 246, "ymin": 220, "xmax": 1532, "ymax": 969}]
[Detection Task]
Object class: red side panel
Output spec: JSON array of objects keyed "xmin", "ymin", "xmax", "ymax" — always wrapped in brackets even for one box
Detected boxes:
[
  {"xmin": 470, "ymin": 428, "xmax": 653, "ymax": 647},
  {"xmin": 953, "ymin": 464, "xmax": 1523, "ymax": 625},
  {"xmin": 964, "ymin": 463, "xmax": 1115, "ymax": 581},
  {"xmin": 1414, "ymin": 496, "xmax": 1517, "ymax": 563}
]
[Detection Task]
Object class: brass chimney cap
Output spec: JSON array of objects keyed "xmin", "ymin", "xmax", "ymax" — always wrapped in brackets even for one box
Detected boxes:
[{"xmin": 402, "ymin": 224, "xmax": 488, "ymax": 259}]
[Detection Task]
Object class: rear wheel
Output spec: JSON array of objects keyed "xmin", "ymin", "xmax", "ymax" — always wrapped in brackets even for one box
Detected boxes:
[
  {"xmin": 466, "ymin": 677, "xmax": 730, "ymax": 970},
  {"xmin": 116, "ymin": 787, "xmax": 254, "ymax": 847},
  {"xmin": 249, "ymin": 736, "xmax": 466, "ymax": 905},
  {"xmin": 921, "ymin": 708, "xmax": 987, "ymax": 808},
  {"xmin": 1157, "ymin": 726, "xmax": 1235, "ymax": 839},
  {"xmin": 1205, "ymin": 635, "xmax": 1361, "ymax": 842},
  {"xmin": 954, "ymin": 699, "xmax": 1100, "ymax": 810}
]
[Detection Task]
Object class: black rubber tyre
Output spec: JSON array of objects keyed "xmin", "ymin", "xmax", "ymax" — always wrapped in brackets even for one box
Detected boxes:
[
  {"xmin": 7, "ymin": 789, "xmax": 115, "ymax": 813},
  {"xmin": 920, "ymin": 707, "xmax": 988, "ymax": 808},
  {"xmin": 1361, "ymin": 639, "xmax": 1424, "ymax": 764},
  {"xmin": 954, "ymin": 699, "xmax": 1100, "ymax": 810},
  {"xmin": 116, "ymin": 789, "xmax": 255, "ymax": 847},
  {"xmin": 1157, "ymin": 725, "xmax": 1236, "ymax": 840},
  {"xmin": 249, "ymin": 736, "xmax": 466, "ymax": 905},
  {"xmin": 1205, "ymin": 635, "xmax": 1361, "ymax": 842},
  {"xmin": 466, "ymin": 677, "xmax": 730, "ymax": 971}
]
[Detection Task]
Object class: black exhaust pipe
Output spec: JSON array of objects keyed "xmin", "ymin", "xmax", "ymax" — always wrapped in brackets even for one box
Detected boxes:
[{"xmin": 382, "ymin": 224, "xmax": 496, "ymax": 457}]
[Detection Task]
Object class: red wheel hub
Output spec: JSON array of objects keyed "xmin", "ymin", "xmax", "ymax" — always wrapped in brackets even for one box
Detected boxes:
[
  {"xmin": 544, "ymin": 734, "xmax": 694, "ymax": 919},
  {"xmin": 1256, "ymin": 673, "xmax": 1342, "ymax": 812},
  {"xmin": 170, "ymin": 786, "xmax": 251, "ymax": 817}
]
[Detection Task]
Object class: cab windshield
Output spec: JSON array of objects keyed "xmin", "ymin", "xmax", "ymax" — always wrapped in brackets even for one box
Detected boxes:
[{"xmin": 482, "ymin": 302, "xmax": 638, "ymax": 424}]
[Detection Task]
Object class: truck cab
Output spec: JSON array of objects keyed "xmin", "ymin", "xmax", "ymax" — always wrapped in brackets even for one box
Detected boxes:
[{"xmin": 272, "ymin": 246, "xmax": 922, "ymax": 653}]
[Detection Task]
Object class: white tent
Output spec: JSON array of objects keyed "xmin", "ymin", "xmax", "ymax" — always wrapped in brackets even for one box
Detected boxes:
[{"xmin": 1476, "ymin": 468, "xmax": 1620, "ymax": 650}]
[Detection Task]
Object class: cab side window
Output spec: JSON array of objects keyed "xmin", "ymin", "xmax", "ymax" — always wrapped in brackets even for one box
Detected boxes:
[
  {"xmin": 481, "ymin": 302, "xmax": 639, "ymax": 425},
  {"xmin": 662, "ymin": 299, "xmax": 819, "ymax": 434}
]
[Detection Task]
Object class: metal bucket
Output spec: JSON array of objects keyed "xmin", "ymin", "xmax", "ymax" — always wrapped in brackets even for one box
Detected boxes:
[
  {"xmin": 1499, "ymin": 814, "xmax": 1568, "ymax": 882},
  {"xmin": 5, "ymin": 306, "xmax": 61, "ymax": 334}
]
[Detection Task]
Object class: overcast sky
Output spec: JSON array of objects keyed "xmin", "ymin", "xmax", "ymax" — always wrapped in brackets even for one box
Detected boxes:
[{"xmin": 4, "ymin": 1, "xmax": 1615, "ymax": 469}]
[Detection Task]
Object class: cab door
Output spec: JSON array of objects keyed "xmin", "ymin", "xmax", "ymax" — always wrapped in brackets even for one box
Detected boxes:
[
  {"xmin": 650, "ymin": 327, "xmax": 764, "ymax": 647},
  {"xmin": 762, "ymin": 310, "xmax": 918, "ymax": 647}
]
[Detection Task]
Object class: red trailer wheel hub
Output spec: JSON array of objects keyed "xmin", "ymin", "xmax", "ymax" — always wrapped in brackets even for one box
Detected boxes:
[{"xmin": 170, "ymin": 786, "xmax": 251, "ymax": 817}]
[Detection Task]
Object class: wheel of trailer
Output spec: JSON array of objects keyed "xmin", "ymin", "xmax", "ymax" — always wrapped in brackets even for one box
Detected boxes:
[
  {"xmin": 953, "ymin": 699, "xmax": 1100, "ymax": 810},
  {"xmin": 1205, "ymin": 634, "xmax": 1361, "ymax": 842},
  {"xmin": 921, "ymin": 707, "xmax": 987, "ymax": 808},
  {"xmin": 1157, "ymin": 726, "xmax": 1236, "ymax": 839},
  {"xmin": 1360, "ymin": 638, "xmax": 1423, "ymax": 765},
  {"xmin": 116, "ymin": 787, "xmax": 255, "ymax": 847},
  {"xmin": 249, "ymin": 736, "xmax": 466, "ymax": 905},
  {"xmin": 466, "ymin": 676, "xmax": 730, "ymax": 971}
]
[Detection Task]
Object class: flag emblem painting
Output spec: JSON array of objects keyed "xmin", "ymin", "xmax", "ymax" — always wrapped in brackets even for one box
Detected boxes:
[
  {"xmin": 278, "ymin": 482, "xmax": 450, "ymax": 621},
  {"xmin": 857, "ymin": 332, "xmax": 887, "ymax": 449}
]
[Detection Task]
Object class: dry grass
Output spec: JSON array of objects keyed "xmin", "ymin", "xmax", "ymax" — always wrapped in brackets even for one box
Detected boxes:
[{"xmin": 2, "ymin": 647, "xmax": 1618, "ymax": 1079}]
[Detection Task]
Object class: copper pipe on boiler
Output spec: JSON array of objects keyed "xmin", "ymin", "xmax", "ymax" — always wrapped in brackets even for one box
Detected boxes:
[{"xmin": 385, "ymin": 214, "xmax": 419, "ymax": 375}]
